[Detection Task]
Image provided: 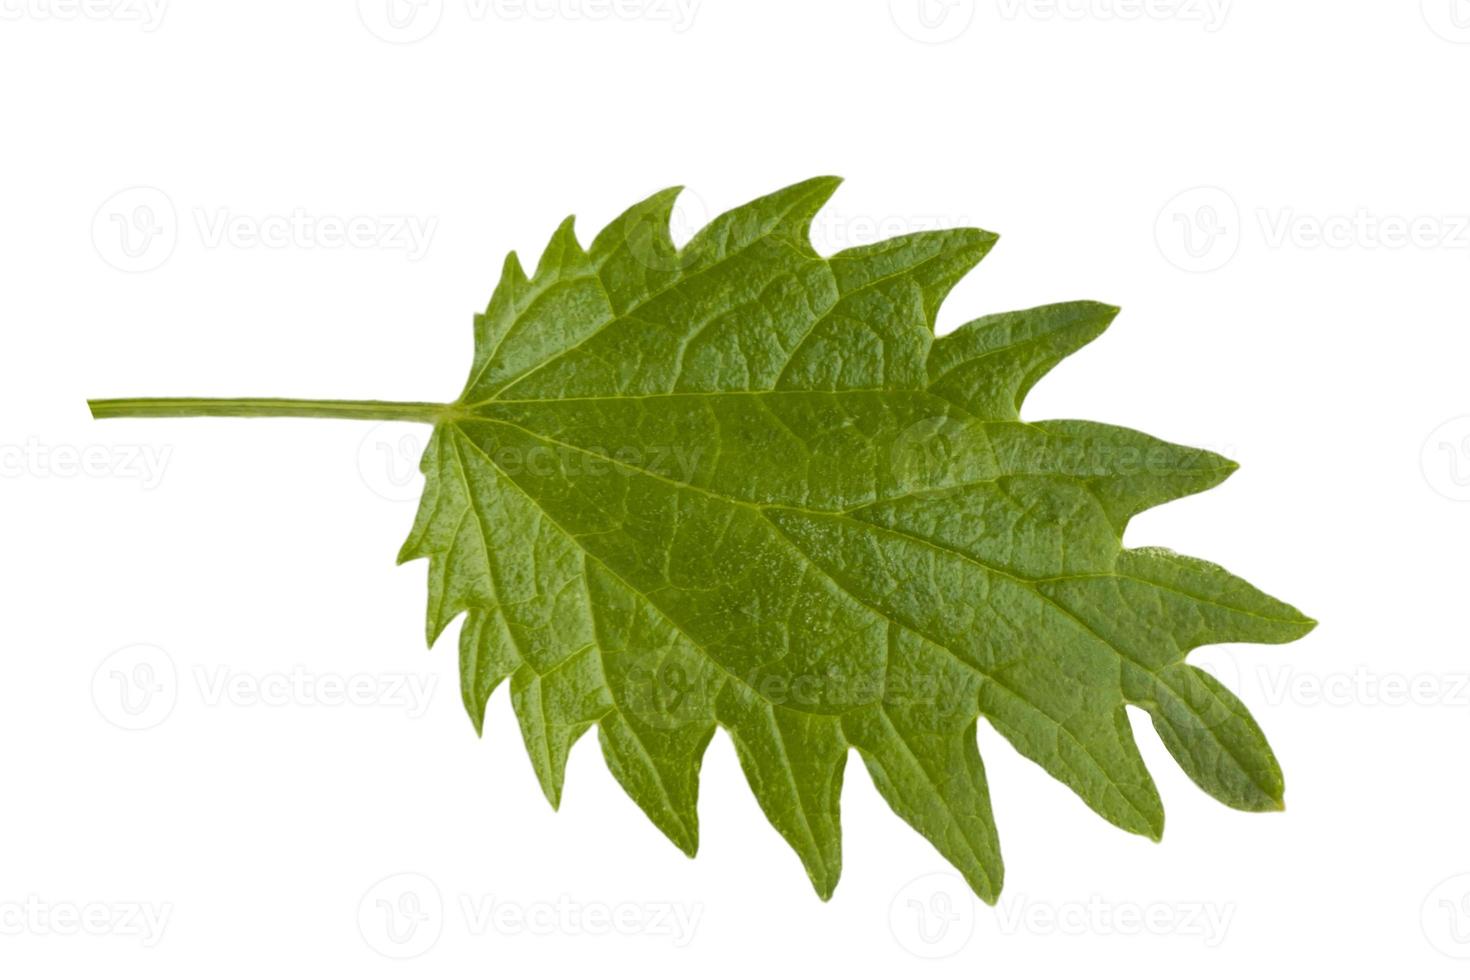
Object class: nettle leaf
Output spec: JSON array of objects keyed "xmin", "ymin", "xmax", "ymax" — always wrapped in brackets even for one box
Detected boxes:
[{"xmin": 91, "ymin": 178, "xmax": 1314, "ymax": 901}]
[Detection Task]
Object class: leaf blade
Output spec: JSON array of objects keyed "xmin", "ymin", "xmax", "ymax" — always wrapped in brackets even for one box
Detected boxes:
[{"xmin": 398, "ymin": 178, "xmax": 1314, "ymax": 898}]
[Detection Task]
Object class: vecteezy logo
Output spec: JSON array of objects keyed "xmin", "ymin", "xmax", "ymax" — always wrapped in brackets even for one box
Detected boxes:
[
  {"xmin": 889, "ymin": 0, "xmax": 976, "ymax": 43},
  {"xmin": 1421, "ymin": 417, "xmax": 1470, "ymax": 502},
  {"xmin": 1422, "ymin": 873, "xmax": 1470, "ymax": 958},
  {"xmin": 358, "ymin": 873, "xmax": 444, "ymax": 959},
  {"xmin": 1155, "ymin": 186, "xmax": 1241, "ymax": 273},
  {"xmin": 92, "ymin": 187, "xmax": 177, "ymax": 273},
  {"xmin": 92, "ymin": 644, "xmax": 178, "ymax": 730},
  {"xmin": 357, "ymin": 0, "xmax": 443, "ymax": 43},
  {"xmin": 624, "ymin": 187, "xmax": 708, "ymax": 273},
  {"xmin": 621, "ymin": 654, "xmax": 716, "ymax": 729},
  {"xmin": 1422, "ymin": 0, "xmax": 1470, "ymax": 42},
  {"xmin": 357, "ymin": 422, "xmax": 428, "ymax": 502},
  {"xmin": 889, "ymin": 872, "xmax": 976, "ymax": 958}
]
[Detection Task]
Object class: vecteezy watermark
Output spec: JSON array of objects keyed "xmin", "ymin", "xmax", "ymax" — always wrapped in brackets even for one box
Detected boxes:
[
  {"xmin": 358, "ymin": 422, "xmax": 428, "ymax": 503},
  {"xmin": 192, "ymin": 208, "xmax": 435, "ymax": 258},
  {"xmin": 0, "ymin": 0, "xmax": 168, "ymax": 30},
  {"xmin": 92, "ymin": 187, "xmax": 437, "ymax": 272},
  {"xmin": 0, "ymin": 896, "xmax": 173, "ymax": 947},
  {"xmin": 92, "ymin": 644, "xmax": 178, "ymax": 731},
  {"xmin": 1422, "ymin": 416, "xmax": 1470, "ymax": 501},
  {"xmin": 1424, "ymin": 874, "xmax": 1470, "ymax": 958},
  {"xmin": 0, "ymin": 439, "xmax": 172, "ymax": 488},
  {"xmin": 1252, "ymin": 665, "xmax": 1470, "ymax": 709},
  {"xmin": 889, "ymin": 872, "xmax": 977, "ymax": 958},
  {"xmin": 1197, "ymin": 651, "xmax": 1470, "ymax": 710},
  {"xmin": 92, "ymin": 187, "xmax": 177, "ymax": 273},
  {"xmin": 1157, "ymin": 186, "xmax": 1470, "ymax": 273},
  {"xmin": 811, "ymin": 210, "xmax": 973, "ymax": 252},
  {"xmin": 619, "ymin": 655, "xmax": 950, "ymax": 730},
  {"xmin": 357, "ymin": 0, "xmax": 444, "ymax": 43},
  {"xmin": 889, "ymin": 0, "xmax": 976, "ymax": 44},
  {"xmin": 358, "ymin": 873, "xmax": 702, "ymax": 959},
  {"xmin": 995, "ymin": 0, "xmax": 1230, "ymax": 31},
  {"xmin": 1257, "ymin": 209, "xmax": 1470, "ymax": 252},
  {"xmin": 459, "ymin": 894, "xmax": 703, "ymax": 945},
  {"xmin": 890, "ymin": 415, "xmax": 1236, "ymax": 489},
  {"xmin": 193, "ymin": 666, "xmax": 436, "ymax": 718},
  {"xmin": 889, "ymin": 872, "xmax": 1234, "ymax": 957},
  {"xmin": 1155, "ymin": 186, "xmax": 1241, "ymax": 273},
  {"xmin": 358, "ymin": 873, "xmax": 445, "ymax": 959},
  {"xmin": 993, "ymin": 894, "xmax": 1235, "ymax": 946},
  {"xmin": 357, "ymin": 0, "xmax": 700, "ymax": 43},
  {"xmin": 1422, "ymin": 0, "xmax": 1470, "ymax": 43},
  {"xmin": 92, "ymin": 645, "xmax": 438, "ymax": 728}
]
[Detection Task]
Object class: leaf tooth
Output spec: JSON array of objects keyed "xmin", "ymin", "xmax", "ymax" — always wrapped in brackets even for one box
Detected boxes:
[
  {"xmin": 508, "ymin": 646, "xmax": 612, "ymax": 810},
  {"xmin": 584, "ymin": 562, "xmax": 720, "ymax": 857},
  {"xmin": 1045, "ymin": 548, "xmax": 1318, "ymax": 659},
  {"xmin": 596, "ymin": 714, "xmax": 714, "ymax": 858},
  {"xmin": 998, "ymin": 420, "xmax": 1240, "ymax": 529},
  {"xmin": 927, "ymin": 301, "xmax": 1120, "ymax": 419},
  {"xmin": 421, "ymin": 492, "xmax": 497, "ymax": 647},
  {"xmin": 588, "ymin": 185, "xmax": 684, "ymax": 268},
  {"xmin": 683, "ymin": 176, "xmax": 843, "ymax": 268},
  {"xmin": 501, "ymin": 249, "xmax": 528, "ymax": 288},
  {"xmin": 531, "ymin": 214, "xmax": 589, "ymax": 284},
  {"xmin": 459, "ymin": 609, "xmax": 522, "ymax": 737},
  {"xmin": 773, "ymin": 175, "xmax": 844, "ymax": 249},
  {"xmin": 474, "ymin": 251, "xmax": 531, "ymax": 348},
  {"xmin": 828, "ymin": 227, "xmax": 998, "ymax": 331},
  {"xmin": 396, "ymin": 426, "xmax": 445, "ymax": 567},
  {"xmin": 980, "ymin": 688, "xmax": 1165, "ymax": 843},
  {"xmin": 715, "ymin": 686, "xmax": 848, "ymax": 901},
  {"xmin": 843, "ymin": 709, "xmax": 1004, "ymax": 904},
  {"xmin": 1137, "ymin": 663, "xmax": 1287, "ymax": 812}
]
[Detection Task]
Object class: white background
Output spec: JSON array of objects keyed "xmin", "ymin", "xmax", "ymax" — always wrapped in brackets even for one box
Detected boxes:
[{"xmin": 2, "ymin": 0, "xmax": 1468, "ymax": 975}]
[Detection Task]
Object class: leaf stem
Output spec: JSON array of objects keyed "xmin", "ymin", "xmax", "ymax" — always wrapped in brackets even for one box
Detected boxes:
[{"xmin": 88, "ymin": 397, "xmax": 449, "ymax": 424}]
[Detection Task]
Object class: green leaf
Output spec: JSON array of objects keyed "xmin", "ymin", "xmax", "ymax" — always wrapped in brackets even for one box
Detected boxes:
[
  {"xmin": 397, "ymin": 177, "xmax": 1313, "ymax": 899},
  {"xmin": 89, "ymin": 178, "xmax": 1315, "ymax": 902}
]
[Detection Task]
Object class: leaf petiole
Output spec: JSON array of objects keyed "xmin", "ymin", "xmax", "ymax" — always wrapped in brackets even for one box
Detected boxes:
[{"xmin": 88, "ymin": 397, "xmax": 449, "ymax": 424}]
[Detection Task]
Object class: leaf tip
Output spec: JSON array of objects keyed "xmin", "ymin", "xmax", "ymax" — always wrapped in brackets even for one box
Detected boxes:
[
  {"xmin": 1140, "ymin": 807, "xmax": 1166, "ymax": 843},
  {"xmin": 804, "ymin": 862, "xmax": 842, "ymax": 902},
  {"xmin": 1239, "ymin": 789, "xmax": 1287, "ymax": 813},
  {"xmin": 1078, "ymin": 301, "xmax": 1122, "ymax": 337},
  {"xmin": 967, "ymin": 867, "xmax": 1003, "ymax": 905},
  {"xmin": 1195, "ymin": 449, "xmax": 1240, "ymax": 489}
]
